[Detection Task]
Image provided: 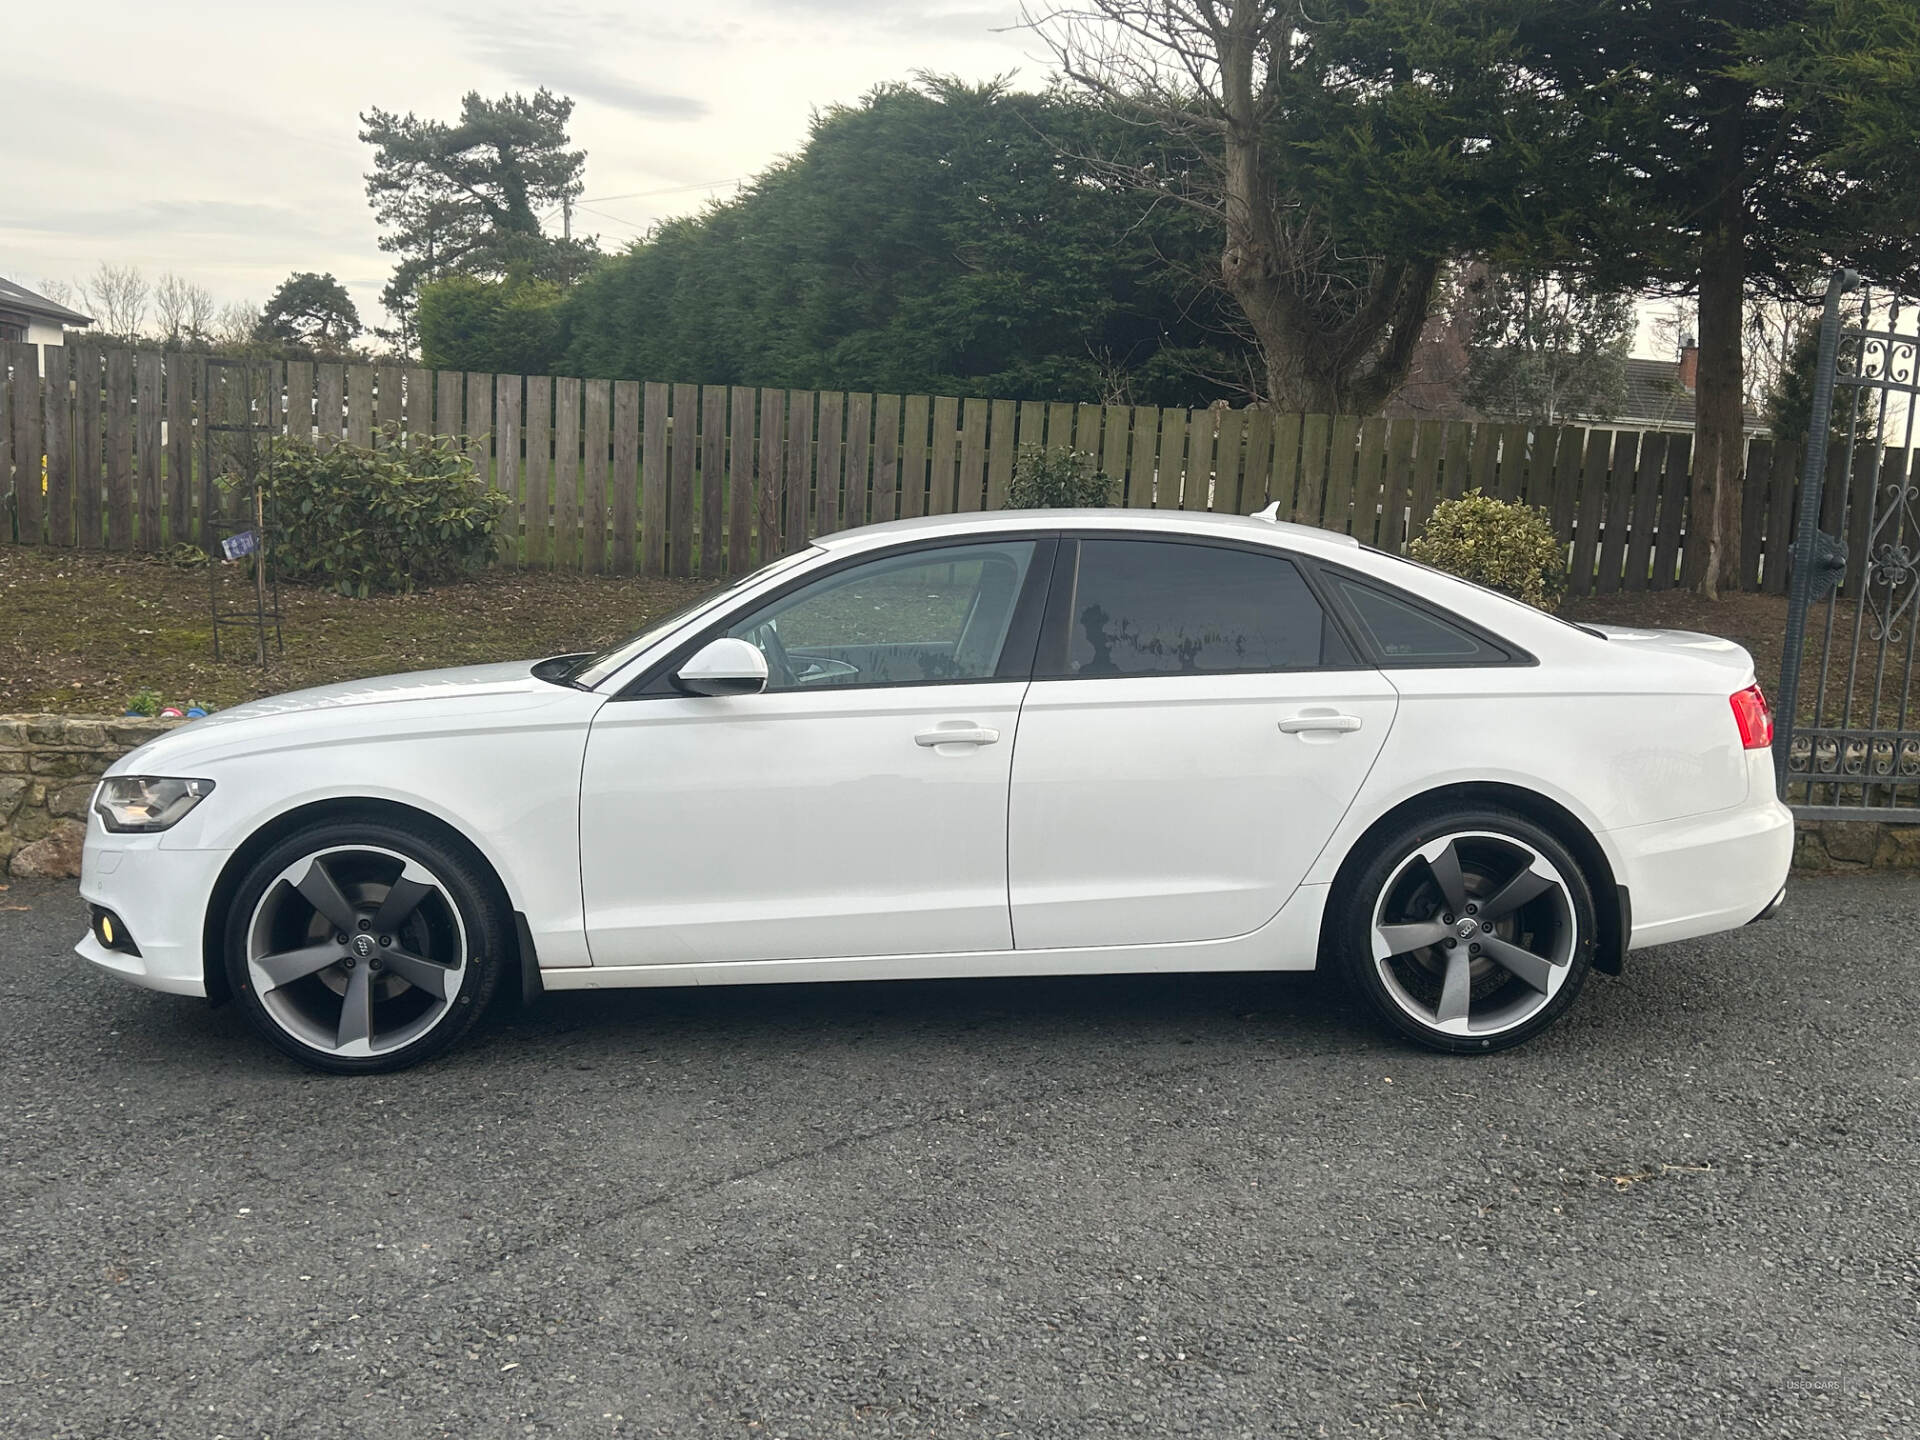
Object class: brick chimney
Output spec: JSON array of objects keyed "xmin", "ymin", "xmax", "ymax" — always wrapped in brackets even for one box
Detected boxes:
[{"xmin": 1678, "ymin": 337, "xmax": 1699, "ymax": 393}]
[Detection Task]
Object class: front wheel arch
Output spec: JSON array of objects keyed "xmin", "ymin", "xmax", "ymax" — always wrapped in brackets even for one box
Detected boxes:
[
  {"xmin": 202, "ymin": 798, "xmax": 521, "ymax": 1006},
  {"xmin": 1320, "ymin": 782, "xmax": 1626, "ymax": 977}
]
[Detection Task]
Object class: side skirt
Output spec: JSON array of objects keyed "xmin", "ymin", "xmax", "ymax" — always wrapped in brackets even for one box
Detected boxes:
[{"xmin": 543, "ymin": 883, "xmax": 1332, "ymax": 990}]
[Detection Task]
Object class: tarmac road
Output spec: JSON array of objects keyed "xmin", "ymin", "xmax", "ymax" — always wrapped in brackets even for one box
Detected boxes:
[{"xmin": 2, "ymin": 874, "xmax": 1915, "ymax": 1439}]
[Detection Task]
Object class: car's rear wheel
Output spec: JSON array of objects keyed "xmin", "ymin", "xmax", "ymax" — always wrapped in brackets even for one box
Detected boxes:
[
  {"xmin": 223, "ymin": 820, "xmax": 505, "ymax": 1073},
  {"xmin": 1334, "ymin": 808, "xmax": 1597, "ymax": 1053}
]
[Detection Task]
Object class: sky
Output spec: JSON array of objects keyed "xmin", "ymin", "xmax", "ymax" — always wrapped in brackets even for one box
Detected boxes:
[
  {"xmin": 4, "ymin": 0, "xmax": 1039, "ymax": 329},
  {"xmin": 6, "ymin": 1, "xmax": 1706, "ymax": 362}
]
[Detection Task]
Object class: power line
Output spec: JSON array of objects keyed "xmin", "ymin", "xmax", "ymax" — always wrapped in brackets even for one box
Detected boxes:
[
  {"xmin": 540, "ymin": 177, "xmax": 748, "ymax": 223},
  {"xmin": 577, "ymin": 178, "xmax": 746, "ymax": 205},
  {"xmin": 573, "ymin": 203, "xmax": 654, "ymax": 231}
]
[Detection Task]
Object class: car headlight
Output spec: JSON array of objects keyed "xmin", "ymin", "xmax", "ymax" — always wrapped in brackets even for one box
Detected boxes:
[{"xmin": 92, "ymin": 776, "xmax": 217, "ymax": 833}]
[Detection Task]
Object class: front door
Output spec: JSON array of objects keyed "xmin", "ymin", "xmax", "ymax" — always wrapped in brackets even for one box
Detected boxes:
[
  {"xmin": 1009, "ymin": 537, "xmax": 1397, "ymax": 949},
  {"xmin": 581, "ymin": 538, "xmax": 1050, "ymax": 965}
]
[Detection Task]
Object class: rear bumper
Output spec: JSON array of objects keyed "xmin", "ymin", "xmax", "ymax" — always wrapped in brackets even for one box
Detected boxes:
[{"xmin": 1612, "ymin": 793, "xmax": 1795, "ymax": 952}]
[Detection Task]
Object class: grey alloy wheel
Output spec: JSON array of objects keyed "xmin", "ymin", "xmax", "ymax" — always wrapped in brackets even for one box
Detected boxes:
[
  {"xmin": 1368, "ymin": 830, "xmax": 1579, "ymax": 1040},
  {"xmin": 245, "ymin": 844, "xmax": 470, "ymax": 1060}
]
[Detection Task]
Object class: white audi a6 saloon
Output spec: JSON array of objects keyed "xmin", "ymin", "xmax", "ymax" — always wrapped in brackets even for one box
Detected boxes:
[{"xmin": 77, "ymin": 507, "xmax": 1793, "ymax": 1071}]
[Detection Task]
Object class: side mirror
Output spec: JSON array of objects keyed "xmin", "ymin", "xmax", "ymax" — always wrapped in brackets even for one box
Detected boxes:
[{"xmin": 673, "ymin": 637, "xmax": 768, "ymax": 697}]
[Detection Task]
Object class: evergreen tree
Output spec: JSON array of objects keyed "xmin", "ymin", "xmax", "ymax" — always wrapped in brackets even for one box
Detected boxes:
[
  {"xmin": 1514, "ymin": 0, "xmax": 1920, "ymax": 594},
  {"xmin": 360, "ymin": 89, "xmax": 597, "ymax": 350},
  {"xmin": 558, "ymin": 79, "xmax": 1256, "ymax": 404},
  {"xmin": 255, "ymin": 272, "xmax": 362, "ymax": 354}
]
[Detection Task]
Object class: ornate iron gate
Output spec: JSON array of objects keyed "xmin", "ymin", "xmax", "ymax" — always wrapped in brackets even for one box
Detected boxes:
[{"xmin": 1775, "ymin": 271, "xmax": 1920, "ymax": 820}]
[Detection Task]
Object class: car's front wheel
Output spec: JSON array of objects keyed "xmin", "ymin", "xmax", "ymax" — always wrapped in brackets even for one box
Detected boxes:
[
  {"xmin": 1334, "ymin": 808, "xmax": 1597, "ymax": 1053},
  {"xmin": 224, "ymin": 819, "xmax": 505, "ymax": 1073}
]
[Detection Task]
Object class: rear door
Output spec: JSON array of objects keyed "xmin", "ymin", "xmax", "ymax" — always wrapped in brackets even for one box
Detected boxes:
[{"xmin": 1008, "ymin": 536, "xmax": 1398, "ymax": 950}]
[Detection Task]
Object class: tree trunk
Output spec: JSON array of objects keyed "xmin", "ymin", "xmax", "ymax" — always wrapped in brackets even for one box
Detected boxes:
[
  {"xmin": 1229, "ymin": 245, "xmax": 1436, "ymax": 415},
  {"xmin": 1688, "ymin": 100, "xmax": 1750, "ymax": 599},
  {"xmin": 1211, "ymin": 2, "xmax": 1435, "ymax": 416}
]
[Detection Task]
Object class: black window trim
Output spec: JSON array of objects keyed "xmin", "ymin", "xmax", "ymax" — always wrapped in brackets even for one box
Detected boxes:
[
  {"xmin": 612, "ymin": 532, "xmax": 1062, "ymax": 700},
  {"xmin": 1034, "ymin": 531, "xmax": 1375, "ymax": 681},
  {"xmin": 1309, "ymin": 560, "xmax": 1539, "ymax": 669}
]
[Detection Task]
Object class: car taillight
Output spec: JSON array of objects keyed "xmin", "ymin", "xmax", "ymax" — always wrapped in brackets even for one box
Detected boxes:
[{"xmin": 1731, "ymin": 684, "xmax": 1774, "ymax": 750}]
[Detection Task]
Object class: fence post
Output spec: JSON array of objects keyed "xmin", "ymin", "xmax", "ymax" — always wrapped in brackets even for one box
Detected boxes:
[{"xmin": 10, "ymin": 345, "xmax": 42, "ymax": 545}]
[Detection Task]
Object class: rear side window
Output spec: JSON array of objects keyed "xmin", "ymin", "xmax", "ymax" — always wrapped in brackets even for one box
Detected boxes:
[
  {"xmin": 1336, "ymin": 578, "xmax": 1498, "ymax": 662},
  {"xmin": 1052, "ymin": 539, "xmax": 1354, "ymax": 677}
]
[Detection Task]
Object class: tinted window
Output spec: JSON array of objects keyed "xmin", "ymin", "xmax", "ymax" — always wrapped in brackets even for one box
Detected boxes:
[
  {"xmin": 1056, "ymin": 540, "xmax": 1352, "ymax": 677},
  {"xmin": 728, "ymin": 541, "xmax": 1036, "ymax": 690},
  {"xmin": 1337, "ymin": 579, "xmax": 1496, "ymax": 662}
]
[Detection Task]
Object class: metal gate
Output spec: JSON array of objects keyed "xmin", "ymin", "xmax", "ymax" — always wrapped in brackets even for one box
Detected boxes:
[{"xmin": 1775, "ymin": 271, "xmax": 1920, "ymax": 820}]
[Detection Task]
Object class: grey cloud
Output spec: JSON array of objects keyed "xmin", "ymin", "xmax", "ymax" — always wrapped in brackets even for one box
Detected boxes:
[
  {"xmin": 17, "ymin": 200, "xmax": 369, "ymax": 251},
  {"xmin": 524, "ymin": 61, "xmax": 710, "ymax": 118},
  {"xmin": 746, "ymin": 0, "xmax": 1021, "ymax": 42},
  {"xmin": 452, "ymin": 7, "xmax": 711, "ymax": 118}
]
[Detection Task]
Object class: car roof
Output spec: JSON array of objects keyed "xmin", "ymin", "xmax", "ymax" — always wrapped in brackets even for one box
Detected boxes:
[{"xmin": 813, "ymin": 507, "xmax": 1363, "ymax": 558}]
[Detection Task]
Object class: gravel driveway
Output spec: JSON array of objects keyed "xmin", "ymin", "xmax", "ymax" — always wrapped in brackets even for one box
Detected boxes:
[{"xmin": 3, "ymin": 875, "xmax": 1914, "ymax": 1438}]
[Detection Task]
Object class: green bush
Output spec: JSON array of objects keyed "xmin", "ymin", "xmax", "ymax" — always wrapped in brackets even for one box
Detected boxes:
[
  {"xmin": 1004, "ymin": 446, "xmax": 1114, "ymax": 509},
  {"xmin": 225, "ymin": 428, "xmax": 507, "ymax": 597},
  {"xmin": 418, "ymin": 274, "xmax": 567, "ymax": 375},
  {"xmin": 1407, "ymin": 489, "xmax": 1566, "ymax": 609}
]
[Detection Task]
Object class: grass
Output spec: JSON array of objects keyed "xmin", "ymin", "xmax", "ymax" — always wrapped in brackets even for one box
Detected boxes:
[
  {"xmin": 0, "ymin": 541, "xmax": 1860, "ymax": 721},
  {"xmin": 0, "ymin": 546, "xmax": 716, "ymax": 716}
]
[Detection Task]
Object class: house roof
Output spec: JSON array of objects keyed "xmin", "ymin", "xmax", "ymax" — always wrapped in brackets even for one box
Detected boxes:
[
  {"xmin": 1598, "ymin": 357, "xmax": 1767, "ymax": 433},
  {"xmin": 0, "ymin": 277, "xmax": 94, "ymax": 328},
  {"xmin": 1618, "ymin": 358, "xmax": 1697, "ymax": 427}
]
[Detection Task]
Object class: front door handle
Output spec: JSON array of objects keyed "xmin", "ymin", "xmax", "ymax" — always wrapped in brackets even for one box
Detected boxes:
[
  {"xmin": 915, "ymin": 724, "xmax": 1000, "ymax": 748},
  {"xmin": 1279, "ymin": 712, "xmax": 1363, "ymax": 735}
]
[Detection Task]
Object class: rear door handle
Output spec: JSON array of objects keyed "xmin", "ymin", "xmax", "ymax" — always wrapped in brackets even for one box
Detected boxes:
[
  {"xmin": 1279, "ymin": 713, "xmax": 1363, "ymax": 735},
  {"xmin": 915, "ymin": 725, "xmax": 1000, "ymax": 747}
]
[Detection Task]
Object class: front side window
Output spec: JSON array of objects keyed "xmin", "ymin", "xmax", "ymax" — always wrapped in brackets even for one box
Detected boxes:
[
  {"xmin": 572, "ymin": 547, "xmax": 821, "ymax": 689},
  {"xmin": 727, "ymin": 541, "xmax": 1037, "ymax": 691},
  {"xmin": 1054, "ymin": 539, "xmax": 1353, "ymax": 677}
]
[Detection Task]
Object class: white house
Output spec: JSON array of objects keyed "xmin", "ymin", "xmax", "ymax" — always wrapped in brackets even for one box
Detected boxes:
[{"xmin": 0, "ymin": 277, "xmax": 94, "ymax": 345}]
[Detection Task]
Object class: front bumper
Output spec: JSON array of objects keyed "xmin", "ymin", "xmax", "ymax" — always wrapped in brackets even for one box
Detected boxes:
[{"xmin": 75, "ymin": 827, "xmax": 226, "ymax": 998}]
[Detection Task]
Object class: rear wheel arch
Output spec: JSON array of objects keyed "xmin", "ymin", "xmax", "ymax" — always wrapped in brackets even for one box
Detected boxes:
[
  {"xmin": 1322, "ymin": 782, "xmax": 1626, "ymax": 976},
  {"xmin": 202, "ymin": 798, "xmax": 522, "ymax": 1006}
]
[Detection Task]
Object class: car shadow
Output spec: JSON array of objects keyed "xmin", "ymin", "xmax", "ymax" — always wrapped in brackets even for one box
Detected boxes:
[{"xmin": 482, "ymin": 966, "xmax": 1387, "ymax": 1062}]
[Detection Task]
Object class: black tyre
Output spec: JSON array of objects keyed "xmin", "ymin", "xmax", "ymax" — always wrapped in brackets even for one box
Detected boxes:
[
  {"xmin": 223, "ymin": 818, "xmax": 507, "ymax": 1073},
  {"xmin": 1333, "ymin": 807, "xmax": 1598, "ymax": 1054}
]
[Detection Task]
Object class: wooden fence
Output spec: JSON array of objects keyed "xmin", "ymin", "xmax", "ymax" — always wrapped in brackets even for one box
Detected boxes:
[{"xmin": 0, "ymin": 341, "xmax": 1893, "ymax": 596}]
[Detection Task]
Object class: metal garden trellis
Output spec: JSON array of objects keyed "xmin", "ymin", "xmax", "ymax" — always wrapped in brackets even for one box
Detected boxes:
[{"xmin": 201, "ymin": 355, "xmax": 283, "ymax": 668}]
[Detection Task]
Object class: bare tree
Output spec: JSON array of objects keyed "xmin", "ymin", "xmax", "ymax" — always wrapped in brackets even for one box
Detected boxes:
[
  {"xmin": 1025, "ymin": 0, "xmax": 1441, "ymax": 413},
  {"xmin": 82, "ymin": 262, "xmax": 150, "ymax": 341},
  {"xmin": 213, "ymin": 300, "xmax": 260, "ymax": 351},
  {"xmin": 1743, "ymin": 294, "xmax": 1813, "ymax": 415},
  {"xmin": 153, "ymin": 272, "xmax": 217, "ymax": 346},
  {"xmin": 36, "ymin": 277, "xmax": 81, "ymax": 312}
]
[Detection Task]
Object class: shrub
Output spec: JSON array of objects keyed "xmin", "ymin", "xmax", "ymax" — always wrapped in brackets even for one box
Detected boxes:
[
  {"xmin": 1407, "ymin": 489, "xmax": 1566, "ymax": 609},
  {"xmin": 418, "ymin": 274, "xmax": 567, "ymax": 375},
  {"xmin": 224, "ymin": 427, "xmax": 507, "ymax": 597},
  {"xmin": 1004, "ymin": 446, "xmax": 1114, "ymax": 509}
]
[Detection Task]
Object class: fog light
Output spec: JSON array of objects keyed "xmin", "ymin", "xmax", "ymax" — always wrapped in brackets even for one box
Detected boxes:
[{"xmin": 91, "ymin": 906, "xmax": 141, "ymax": 956}]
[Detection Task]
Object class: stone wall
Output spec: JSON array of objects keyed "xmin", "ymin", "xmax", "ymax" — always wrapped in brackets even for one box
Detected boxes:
[
  {"xmin": 1, "ymin": 715, "xmax": 180, "ymax": 878},
  {"xmin": 5, "ymin": 711, "xmax": 1919, "ymax": 882},
  {"xmin": 1792, "ymin": 818, "xmax": 1920, "ymax": 874}
]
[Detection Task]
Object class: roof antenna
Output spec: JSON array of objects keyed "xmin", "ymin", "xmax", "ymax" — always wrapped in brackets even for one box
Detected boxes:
[{"xmin": 1252, "ymin": 501, "xmax": 1281, "ymax": 522}]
